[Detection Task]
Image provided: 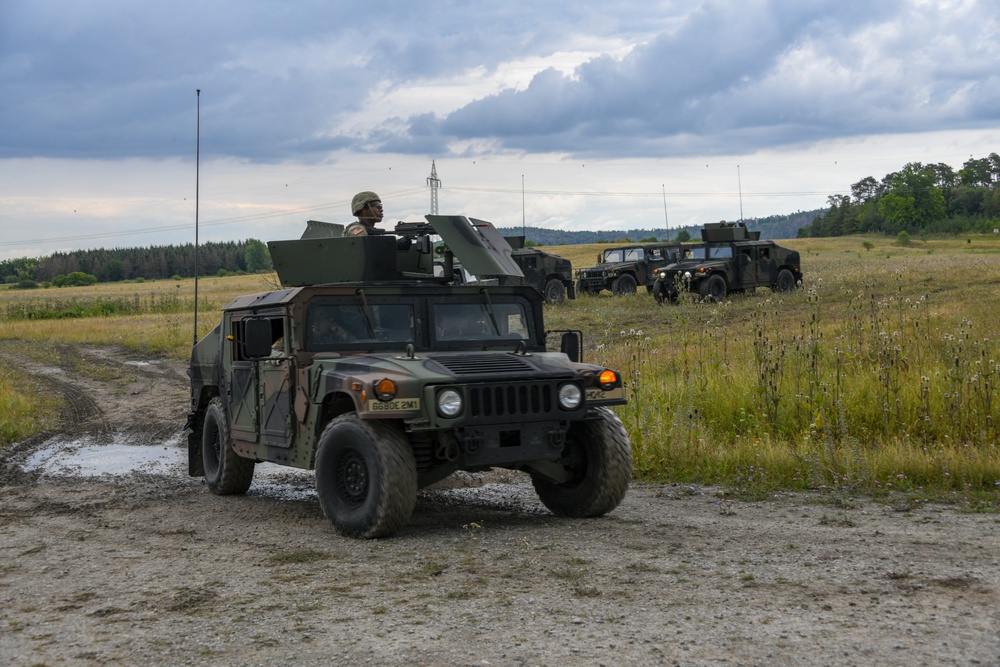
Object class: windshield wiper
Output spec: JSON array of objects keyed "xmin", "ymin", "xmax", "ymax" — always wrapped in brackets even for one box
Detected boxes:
[{"xmin": 478, "ymin": 288, "xmax": 501, "ymax": 336}]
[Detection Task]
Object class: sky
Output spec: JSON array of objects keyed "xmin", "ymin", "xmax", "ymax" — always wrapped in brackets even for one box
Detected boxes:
[{"xmin": 2, "ymin": 0, "xmax": 999, "ymax": 261}]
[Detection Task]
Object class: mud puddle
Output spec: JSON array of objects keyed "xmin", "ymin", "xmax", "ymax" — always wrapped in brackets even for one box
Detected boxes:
[{"xmin": 21, "ymin": 432, "xmax": 319, "ymax": 501}]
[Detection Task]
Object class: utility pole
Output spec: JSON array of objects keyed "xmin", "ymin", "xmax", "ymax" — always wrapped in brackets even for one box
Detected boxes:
[
  {"xmin": 427, "ymin": 160, "xmax": 441, "ymax": 214},
  {"xmin": 662, "ymin": 184, "xmax": 669, "ymax": 239}
]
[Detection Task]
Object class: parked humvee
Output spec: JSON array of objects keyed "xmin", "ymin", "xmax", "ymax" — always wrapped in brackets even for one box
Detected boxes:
[
  {"xmin": 575, "ymin": 242, "xmax": 682, "ymax": 295},
  {"xmin": 652, "ymin": 222, "xmax": 802, "ymax": 303}
]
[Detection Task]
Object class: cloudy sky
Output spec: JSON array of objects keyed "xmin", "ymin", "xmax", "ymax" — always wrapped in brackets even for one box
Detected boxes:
[{"xmin": 2, "ymin": 0, "xmax": 998, "ymax": 260}]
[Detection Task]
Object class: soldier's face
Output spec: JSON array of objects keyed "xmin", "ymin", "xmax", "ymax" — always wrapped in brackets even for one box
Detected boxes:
[{"xmin": 365, "ymin": 201, "xmax": 384, "ymax": 223}]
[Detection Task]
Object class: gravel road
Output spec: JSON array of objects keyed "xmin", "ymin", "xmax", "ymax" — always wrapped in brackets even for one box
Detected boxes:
[{"xmin": 1, "ymin": 342, "xmax": 997, "ymax": 666}]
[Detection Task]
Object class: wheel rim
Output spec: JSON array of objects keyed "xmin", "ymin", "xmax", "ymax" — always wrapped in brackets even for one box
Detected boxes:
[
  {"xmin": 335, "ymin": 450, "xmax": 368, "ymax": 507},
  {"xmin": 556, "ymin": 444, "xmax": 588, "ymax": 489}
]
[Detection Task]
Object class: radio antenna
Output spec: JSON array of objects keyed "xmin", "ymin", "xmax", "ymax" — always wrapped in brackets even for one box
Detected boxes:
[
  {"xmin": 737, "ymin": 164, "xmax": 744, "ymax": 222},
  {"xmin": 193, "ymin": 89, "xmax": 201, "ymax": 347}
]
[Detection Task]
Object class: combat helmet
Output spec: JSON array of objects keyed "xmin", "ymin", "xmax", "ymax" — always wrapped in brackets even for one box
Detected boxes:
[{"xmin": 351, "ymin": 191, "xmax": 381, "ymax": 215}]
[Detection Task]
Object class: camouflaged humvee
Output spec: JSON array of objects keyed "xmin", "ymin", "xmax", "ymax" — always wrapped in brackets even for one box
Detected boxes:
[
  {"xmin": 575, "ymin": 241, "xmax": 682, "ymax": 295},
  {"xmin": 503, "ymin": 237, "xmax": 575, "ymax": 305},
  {"xmin": 186, "ymin": 215, "xmax": 631, "ymax": 539},
  {"xmin": 444, "ymin": 236, "xmax": 575, "ymax": 305},
  {"xmin": 651, "ymin": 222, "xmax": 802, "ymax": 304}
]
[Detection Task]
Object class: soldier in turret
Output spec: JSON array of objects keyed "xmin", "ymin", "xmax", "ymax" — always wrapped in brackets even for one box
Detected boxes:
[{"xmin": 345, "ymin": 191, "xmax": 384, "ymax": 236}]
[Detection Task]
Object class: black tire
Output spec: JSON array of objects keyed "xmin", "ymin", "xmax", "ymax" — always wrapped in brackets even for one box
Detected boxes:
[
  {"xmin": 315, "ymin": 414, "xmax": 417, "ymax": 539},
  {"xmin": 776, "ymin": 268, "xmax": 795, "ymax": 293},
  {"xmin": 543, "ymin": 278, "xmax": 567, "ymax": 305},
  {"xmin": 202, "ymin": 397, "xmax": 255, "ymax": 495},
  {"xmin": 698, "ymin": 274, "xmax": 728, "ymax": 302},
  {"xmin": 531, "ymin": 407, "xmax": 632, "ymax": 518},
  {"xmin": 611, "ymin": 274, "xmax": 637, "ymax": 296},
  {"xmin": 576, "ymin": 280, "xmax": 592, "ymax": 296}
]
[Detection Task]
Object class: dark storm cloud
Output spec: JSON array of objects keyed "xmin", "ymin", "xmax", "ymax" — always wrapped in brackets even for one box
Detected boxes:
[
  {"xmin": 1, "ymin": 0, "xmax": 998, "ymax": 162},
  {"xmin": 385, "ymin": 0, "xmax": 1000, "ymax": 157}
]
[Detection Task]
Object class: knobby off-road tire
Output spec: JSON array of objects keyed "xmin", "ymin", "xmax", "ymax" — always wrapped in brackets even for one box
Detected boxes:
[
  {"xmin": 544, "ymin": 278, "xmax": 567, "ymax": 305},
  {"xmin": 612, "ymin": 274, "xmax": 638, "ymax": 296},
  {"xmin": 776, "ymin": 268, "xmax": 796, "ymax": 293},
  {"xmin": 202, "ymin": 397, "xmax": 255, "ymax": 495},
  {"xmin": 531, "ymin": 407, "xmax": 632, "ymax": 518},
  {"xmin": 699, "ymin": 274, "xmax": 728, "ymax": 302},
  {"xmin": 315, "ymin": 414, "xmax": 417, "ymax": 539}
]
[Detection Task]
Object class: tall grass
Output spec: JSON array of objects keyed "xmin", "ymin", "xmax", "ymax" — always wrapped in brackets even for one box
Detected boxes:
[
  {"xmin": 0, "ymin": 273, "xmax": 278, "ymax": 358},
  {"xmin": 2, "ymin": 237, "xmax": 999, "ymax": 501},
  {"xmin": 546, "ymin": 235, "xmax": 1000, "ymax": 500}
]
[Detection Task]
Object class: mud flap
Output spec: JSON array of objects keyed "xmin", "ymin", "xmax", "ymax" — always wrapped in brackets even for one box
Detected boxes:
[{"xmin": 188, "ymin": 428, "xmax": 205, "ymax": 477}]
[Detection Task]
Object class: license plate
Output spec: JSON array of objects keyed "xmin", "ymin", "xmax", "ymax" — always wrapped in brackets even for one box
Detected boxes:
[
  {"xmin": 367, "ymin": 398, "xmax": 421, "ymax": 412},
  {"xmin": 586, "ymin": 387, "xmax": 624, "ymax": 401}
]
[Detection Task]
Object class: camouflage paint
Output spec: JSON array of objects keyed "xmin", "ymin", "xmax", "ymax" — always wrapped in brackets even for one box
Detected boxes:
[{"xmin": 187, "ymin": 215, "xmax": 628, "ymax": 492}]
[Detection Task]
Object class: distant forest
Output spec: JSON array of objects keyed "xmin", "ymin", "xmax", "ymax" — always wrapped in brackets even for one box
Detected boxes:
[
  {"xmin": 6, "ymin": 152, "xmax": 997, "ymax": 287},
  {"xmin": 501, "ymin": 208, "xmax": 822, "ymax": 246},
  {"xmin": 1, "ymin": 240, "xmax": 270, "ymax": 287},
  {"xmin": 797, "ymin": 152, "xmax": 1000, "ymax": 238}
]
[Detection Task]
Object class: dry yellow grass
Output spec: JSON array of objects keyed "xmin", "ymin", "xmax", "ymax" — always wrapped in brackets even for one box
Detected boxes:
[{"xmin": 3, "ymin": 235, "xmax": 999, "ymax": 500}]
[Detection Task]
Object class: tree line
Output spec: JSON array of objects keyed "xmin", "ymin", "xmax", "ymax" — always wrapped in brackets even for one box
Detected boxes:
[
  {"xmin": 797, "ymin": 152, "xmax": 1000, "ymax": 238},
  {"xmin": 1, "ymin": 239, "xmax": 272, "ymax": 287}
]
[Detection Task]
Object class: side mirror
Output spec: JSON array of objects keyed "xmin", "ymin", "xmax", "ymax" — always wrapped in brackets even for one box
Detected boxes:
[
  {"xmin": 560, "ymin": 331, "xmax": 581, "ymax": 363},
  {"xmin": 244, "ymin": 318, "xmax": 274, "ymax": 358}
]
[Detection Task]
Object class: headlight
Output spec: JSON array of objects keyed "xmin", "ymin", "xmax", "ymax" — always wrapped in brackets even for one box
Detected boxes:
[
  {"xmin": 436, "ymin": 388, "xmax": 463, "ymax": 418},
  {"xmin": 558, "ymin": 383, "xmax": 582, "ymax": 410}
]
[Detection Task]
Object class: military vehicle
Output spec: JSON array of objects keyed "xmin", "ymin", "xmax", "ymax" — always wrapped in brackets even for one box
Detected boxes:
[
  {"xmin": 503, "ymin": 236, "xmax": 575, "ymax": 305},
  {"xmin": 186, "ymin": 215, "xmax": 631, "ymax": 539},
  {"xmin": 575, "ymin": 241, "xmax": 682, "ymax": 295},
  {"xmin": 443, "ymin": 236, "xmax": 575, "ymax": 305},
  {"xmin": 651, "ymin": 222, "xmax": 802, "ymax": 303}
]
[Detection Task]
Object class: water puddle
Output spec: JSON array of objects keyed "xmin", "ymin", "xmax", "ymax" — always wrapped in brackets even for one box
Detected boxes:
[
  {"xmin": 22, "ymin": 433, "xmax": 318, "ymax": 501},
  {"xmin": 20, "ymin": 435, "xmax": 527, "ymax": 505}
]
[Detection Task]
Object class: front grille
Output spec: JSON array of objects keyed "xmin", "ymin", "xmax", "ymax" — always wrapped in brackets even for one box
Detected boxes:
[
  {"xmin": 432, "ymin": 354, "xmax": 533, "ymax": 376},
  {"xmin": 466, "ymin": 381, "xmax": 576, "ymax": 422}
]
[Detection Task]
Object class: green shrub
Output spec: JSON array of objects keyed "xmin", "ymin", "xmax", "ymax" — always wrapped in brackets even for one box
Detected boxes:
[{"xmin": 52, "ymin": 272, "xmax": 98, "ymax": 287}]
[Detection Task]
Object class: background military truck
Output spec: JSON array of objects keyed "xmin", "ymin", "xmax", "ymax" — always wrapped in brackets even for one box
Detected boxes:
[
  {"xmin": 502, "ymin": 236, "xmax": 575, "ymax": 305},
  {"xmin": 652, "ymin": 222, "xmax": 802, "ymax": 303},
  {"xmin": 186, "ymin": 215, "xmax": 632, "ymax": 539},
  {"xmin": 443, "ymin": 236, "xmax": 575, "ymax": 305},
  {"xmin": 575, "ymin": 242, "xmax": 682, "ymax": 295}
]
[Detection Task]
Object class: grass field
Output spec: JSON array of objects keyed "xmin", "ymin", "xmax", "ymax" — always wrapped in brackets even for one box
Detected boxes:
[{"xmin": 2, "ymin": 234, "xmax": 999, "ymax": 503}]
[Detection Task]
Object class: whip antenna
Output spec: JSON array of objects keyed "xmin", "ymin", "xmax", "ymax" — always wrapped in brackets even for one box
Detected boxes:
[{"xmin": 193, "ymin": 89, "xmax": 201, "ymax": 347}]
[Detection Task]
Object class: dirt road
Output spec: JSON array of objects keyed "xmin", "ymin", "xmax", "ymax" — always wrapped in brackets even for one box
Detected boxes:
[{"xmin": 1, "ymin": 342, "xmax": 997, "ymax": 666}]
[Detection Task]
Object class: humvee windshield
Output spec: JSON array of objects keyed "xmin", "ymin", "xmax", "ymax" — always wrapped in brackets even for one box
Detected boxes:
[
  {"xmin": 603, "ymin": 248, "xmax": 644, "ymax": 263},
  {"xmin": 433, "ymin": 302, "xmax": 529, "ymax": 342},
  {"xmin": 307, "ymin": 302, "xmax": 414, "ymax": 349},
  {"xmin": 687, "ymin": 246, "xmax": 733, "ymax": 260}
]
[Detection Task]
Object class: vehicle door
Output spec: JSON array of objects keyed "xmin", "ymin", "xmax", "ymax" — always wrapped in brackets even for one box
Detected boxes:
[
  {"xmin": 644, "ymin": 247, "xmax": 665, "ymax": 284},
  {"xmin": 515, "ymin": 253, "xmax": 543, "ymax": 290},
  {"xmin": 226, "ymin": 316, "xmax": 259, "ymax": 443},
  {"xmin": 258, "ymin": 316, "xmax": 295, "ymax": 448},
  {"xmin": 755, "ymin": 245, "xmax": 777, "ymax": 287},
  {"xmin": 738, "ymin": 247, "xmax": 756, "ymax": 287}
]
